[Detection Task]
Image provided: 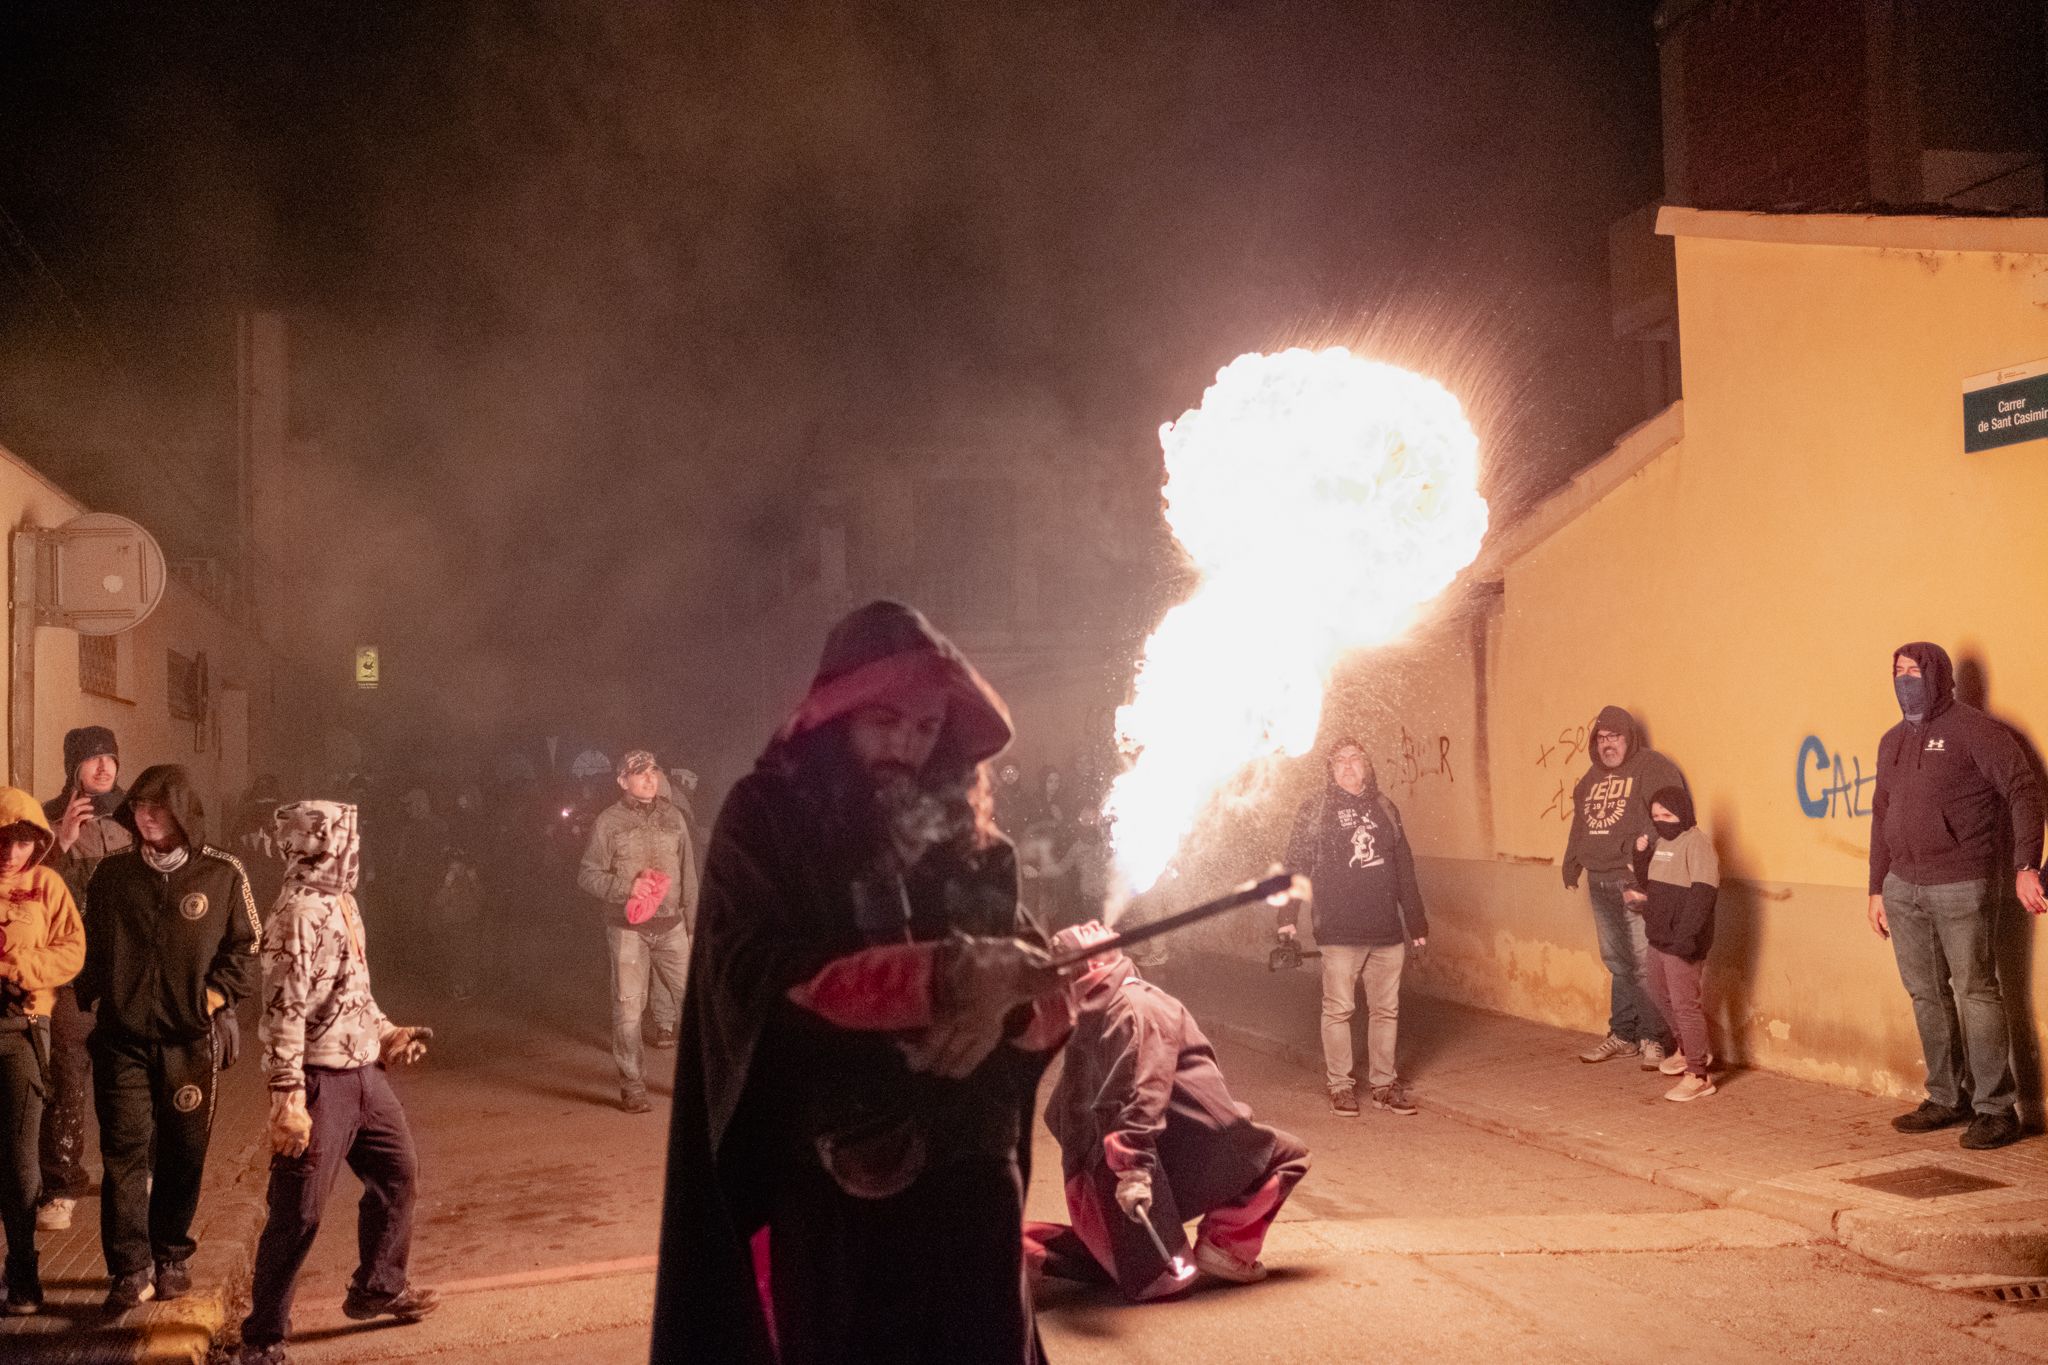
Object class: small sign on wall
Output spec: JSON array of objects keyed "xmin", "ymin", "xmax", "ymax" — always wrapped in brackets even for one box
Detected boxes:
[
  {"xmin": 354, "ymin": 646, "xmax": 380, "ymax": 689},
  {"xmin": 1964, "ymin": 358, "xmax": 2048, "ymax": 453}
]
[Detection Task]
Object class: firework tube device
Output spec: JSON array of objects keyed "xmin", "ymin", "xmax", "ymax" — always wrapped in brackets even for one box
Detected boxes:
[{"xmin": 1047, "ymin": 871, "xmax": 1306, "ymax": 972}]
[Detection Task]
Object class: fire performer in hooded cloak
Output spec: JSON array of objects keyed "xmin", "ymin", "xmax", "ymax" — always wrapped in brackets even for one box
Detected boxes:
[
  {"xmin": 1026, "ymin": 921, "xmax": 1310, "ymax": 1301},
  {"xmin": 651, "ymin": 601, "xmax": 1073, "ymax": 1365}
]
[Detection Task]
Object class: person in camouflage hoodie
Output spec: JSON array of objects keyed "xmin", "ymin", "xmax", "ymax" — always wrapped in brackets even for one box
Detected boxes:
[{"xmin": 239, "ymin": 801, "xmax": 437, "ymax": 1364}]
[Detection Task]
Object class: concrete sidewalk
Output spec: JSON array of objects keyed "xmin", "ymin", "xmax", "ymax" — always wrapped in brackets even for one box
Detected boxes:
[
  {"xmin": 1, "ymin": 1039, "xmax": 273, "ymax": 1364},
  {"xmin": 1157, "ymin": 949, "xmax": 2048, "ymax": 1286}
]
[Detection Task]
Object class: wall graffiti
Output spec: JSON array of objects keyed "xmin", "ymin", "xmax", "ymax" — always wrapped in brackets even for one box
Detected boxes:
[
  {"xmin": 1534, "ymin": 723, "xmax": 1589, "ymax": 773},
  {"xmin": 1795, "ymin": 734, "xmax": 1876, "ymax": 819},
  {"xmin": 1533, "ymin": 721, "xmax": 1587, "ymax": 822},
  {"xmin": 1392, "ymin": 726, "xmax": 1454, "ymax": 789}
]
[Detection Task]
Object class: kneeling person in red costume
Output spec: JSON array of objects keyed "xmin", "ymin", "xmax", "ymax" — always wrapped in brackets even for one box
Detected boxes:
[{"xmin": 1028, "ymin": 921, "xmax": 1310, "ymax": 1299}]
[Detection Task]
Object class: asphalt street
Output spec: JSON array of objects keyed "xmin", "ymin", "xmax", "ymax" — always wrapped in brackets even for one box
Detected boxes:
[{"xmin": 211, "ymin": 957, "xmax": 2048, "ymax": 1364}]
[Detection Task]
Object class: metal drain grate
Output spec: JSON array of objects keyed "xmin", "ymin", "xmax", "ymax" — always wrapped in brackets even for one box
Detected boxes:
[
  {"xmin": 1840, "ymin": 1165, "xmax": 2010, "ymax": 1199},
  {"xmin": 1961, "ymin": 1280, "xmax": 2048, "ymax": 1303}
]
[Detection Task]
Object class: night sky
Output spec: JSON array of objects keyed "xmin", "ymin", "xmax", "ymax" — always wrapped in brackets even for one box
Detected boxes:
[{"xmin": 0, "ymin": 0, "xmax": 1662, "ymax": 751}]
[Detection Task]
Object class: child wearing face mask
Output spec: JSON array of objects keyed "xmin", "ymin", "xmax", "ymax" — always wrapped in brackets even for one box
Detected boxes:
[{"xmin": 1624, "ymin": 785, "xmax": 1719, "ymax": 1101}]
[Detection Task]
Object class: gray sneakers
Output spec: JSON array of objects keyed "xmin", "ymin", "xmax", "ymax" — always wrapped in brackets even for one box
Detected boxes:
[
  {"xmin": 1578, "ymin": 1034, "xmax": 1640, "ymax": 1064},
  {"xmin": 1371, "ymin": 1083, "xmax": 1419, "ymax": 1116},
  {"xmin": 1329, "ymin": 1084, "xmax": 1361, "ymax": 1117},
  {"xmin": 1638, "ymin": 1040, "xmax": 1668, "ymax": 1071}
]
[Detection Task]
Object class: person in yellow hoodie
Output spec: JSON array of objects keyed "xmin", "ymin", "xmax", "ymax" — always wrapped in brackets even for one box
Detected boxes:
[{"xmin": 0, "ymin": 787, "xmax": 86, "ymax": 1315}]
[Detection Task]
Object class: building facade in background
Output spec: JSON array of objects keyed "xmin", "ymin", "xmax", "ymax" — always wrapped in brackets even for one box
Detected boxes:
[
  {"xmin": 1193, "ymin": 206, "xmax": 2048, "ymax": 1105},
  {"xmin": 708, "ymin": 430, "xmax": 1171, "ymax": 800},
  {"xmin": 2, "ymin": 310, "xmax": 335, "ymax": 821}
]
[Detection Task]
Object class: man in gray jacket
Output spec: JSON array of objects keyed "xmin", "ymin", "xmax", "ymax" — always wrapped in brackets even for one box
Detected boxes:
[{"xmin": 578, "ymin": 750, "xmax": 697, "ymax": 1113}]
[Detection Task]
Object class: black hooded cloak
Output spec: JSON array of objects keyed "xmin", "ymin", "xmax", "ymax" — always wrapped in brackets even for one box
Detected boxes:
[{"xmin": 651, "ymin": 602, "xmax": 1061, "ymax": 1365}]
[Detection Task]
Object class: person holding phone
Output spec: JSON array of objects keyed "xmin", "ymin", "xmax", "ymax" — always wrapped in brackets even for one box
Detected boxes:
[{"xmin": 35, "ymin": 726, "xmax": 130, "ymax": 1232}]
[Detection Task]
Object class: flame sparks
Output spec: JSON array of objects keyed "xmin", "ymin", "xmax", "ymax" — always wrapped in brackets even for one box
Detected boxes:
[{"xmin": 1104, "ymin": 346, "xmax": 1488, "ymax": 894}]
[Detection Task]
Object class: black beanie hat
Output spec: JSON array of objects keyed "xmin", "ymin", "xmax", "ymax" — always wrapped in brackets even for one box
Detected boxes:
[{"xmin": 64, "ymin": 726, "xmax": 119, "ymax": 776}]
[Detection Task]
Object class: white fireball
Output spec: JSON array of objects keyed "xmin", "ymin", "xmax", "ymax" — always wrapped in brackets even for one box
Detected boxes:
[{"xmin": 1104, "ymin": 346, "xmax": 1488, "ymax": 894}]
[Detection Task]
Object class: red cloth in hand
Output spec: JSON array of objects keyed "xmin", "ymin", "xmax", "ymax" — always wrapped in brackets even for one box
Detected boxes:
[
  {"xmin": 786, "ymin": 943, "xmax": 938, "ymax": 1031},
  {"xmin": 625, "ymin": 869, "xmax": 672, "ymax": 925}
]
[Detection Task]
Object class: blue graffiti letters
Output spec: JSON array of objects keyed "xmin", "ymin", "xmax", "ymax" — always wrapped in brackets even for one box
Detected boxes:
[{"xmin": 1795, "ymin": 735, "xmax": 1874, "ymax": 819}]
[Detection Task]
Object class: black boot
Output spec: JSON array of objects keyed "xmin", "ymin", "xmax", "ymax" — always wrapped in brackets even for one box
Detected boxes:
[
  {"xmin": 3, "ymin": 1250, "xmax": 41, "ymax": 1316},
  {"xmin": 1890, "ymin": 1099, "xmax": 1970, "ymax": 1133}
]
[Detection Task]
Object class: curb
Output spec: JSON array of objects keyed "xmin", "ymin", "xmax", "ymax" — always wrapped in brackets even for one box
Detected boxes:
[
  {"xmin": 130, "ymin": 1129, "xmax": 272, "ymax": 1363},
  {"xmin": 1190, "ymin": 1009, "xmax": 2048, "ymax": 1281}
]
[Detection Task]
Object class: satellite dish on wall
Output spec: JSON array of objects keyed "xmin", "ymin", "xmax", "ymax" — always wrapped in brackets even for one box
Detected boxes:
[{"xmin": 37, "ymin": 512, "xmax": 167, "ymax": 636}]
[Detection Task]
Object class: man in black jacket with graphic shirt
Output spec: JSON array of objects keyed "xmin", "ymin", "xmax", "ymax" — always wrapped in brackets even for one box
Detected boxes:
[
  {"xmin": 1277, "ymin": 738, "xmax": 1428, "ymax": 1118},
  {"xmin": 1868, "ymin": 642, "xmax": 2046, "ymax": 1151},
  {"xmin": 78, "ymin": 765, "xmax": 260, "ymax": 1313},
  {"xmin": 36, "ymin": 725, "xmax": 132, "ymax": 1232}
]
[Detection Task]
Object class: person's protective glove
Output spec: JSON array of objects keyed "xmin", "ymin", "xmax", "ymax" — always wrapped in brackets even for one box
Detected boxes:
[
  {"xmin": 1115, "ymin": 1169, "xmax": 1153, "ymax": 1220},
  {"xmin": 269, "ymin": 1090, "xmax": 313, "ymax": 1158},
  {"xmin": 381, "ymin": 1025, "xmax": 432, "ymax": 1066},
  {"xmin": 210, "ymin": 1004, "xmax": 241, "ymax": 1071},
  {"xmin": 898, "ymin": 936, "xmax": 1061, "ymax": 1080}
]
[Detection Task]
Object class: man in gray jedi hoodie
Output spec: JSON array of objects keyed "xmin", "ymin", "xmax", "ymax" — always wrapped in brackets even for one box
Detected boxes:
[{"xmin": 1562, "ymin": 706, "xmax": 1686, "ymax": 1068}]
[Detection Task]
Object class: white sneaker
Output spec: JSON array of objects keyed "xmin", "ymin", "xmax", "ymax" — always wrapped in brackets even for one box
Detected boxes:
[
  {"xmin": 1578, "ymin": 1035, "xmax": 1639, "ymax": 1064},
  {"xmin": 1660, "ymin": 1051, "xmax": 1712, "ymax": 1076},
  {"xmin": 36, "ymin": 1198, "xmax": 75, "ymax": 1231},
  {"xmin": 1193, "ymin": 1239, "xmax": 1267, "ymax": 1284},
  {"xmin": 1638, "ymin": 1041, "xmax": 1667, "ymax": 1071},
  {"xmin": 1664, "ymin": 1074, "xmax": 1716, "ymax": 1102}
]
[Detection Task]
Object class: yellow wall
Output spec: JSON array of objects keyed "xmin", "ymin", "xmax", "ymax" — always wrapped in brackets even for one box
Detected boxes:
[{"xmin": 1265, "ymin": 214, "xmax": 2048, "ymax": 1099}]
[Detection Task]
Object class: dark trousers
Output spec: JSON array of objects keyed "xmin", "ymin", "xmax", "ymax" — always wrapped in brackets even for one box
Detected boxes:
[
  {"xmin": 38, "ymin": 985, "xmax": 94, "ymax": 1200},
  {"xmin": 0, "ymin": 1024, "xmax": 46, "ymax": 1298},
  {"xmin": 765, "ymin": 1157, "xmax": 1042, "ymax": 1365},
  {"xmin": 89, "ymin": 1028, "xmax": 217, "ymax": 1277},
  {"xmin": 242, "ymin": 1065, "xmax": 419, "ymax": 1348}
]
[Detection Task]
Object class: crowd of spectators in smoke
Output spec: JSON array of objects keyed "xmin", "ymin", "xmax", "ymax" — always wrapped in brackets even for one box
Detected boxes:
[{"xmin": 996, "ymin": 754, "xmax": 1115, "ymax": 934}]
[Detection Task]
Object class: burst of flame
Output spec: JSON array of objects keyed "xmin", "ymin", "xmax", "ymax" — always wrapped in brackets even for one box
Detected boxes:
[{"xmin": 1104, "ymin": 346, "xmax": 1488, "ymax": 894}]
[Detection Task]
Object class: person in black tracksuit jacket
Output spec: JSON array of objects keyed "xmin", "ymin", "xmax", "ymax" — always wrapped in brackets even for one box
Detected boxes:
[{"xmin": 76, "ymin": 765, "xmax": 260, "ymax": 1312}]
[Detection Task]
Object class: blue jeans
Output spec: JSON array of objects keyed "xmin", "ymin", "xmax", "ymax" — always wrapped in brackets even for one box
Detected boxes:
[
  {"xmin": 607, "ymin": 922, "xmax": 691, "ymax": 1092},
  {"xmin": 1882, "ymin": 874, "xmax": 2016, "ymax": 1117},
  {"xmin": 1588, "ymin": 876, "xmax": 1670, "ymax": 1047}
]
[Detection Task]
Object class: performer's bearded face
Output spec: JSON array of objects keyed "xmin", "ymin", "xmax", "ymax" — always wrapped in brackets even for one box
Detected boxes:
[{"xmin": 847, "ymin": 684, "xmax": 949, "ymax": 785}]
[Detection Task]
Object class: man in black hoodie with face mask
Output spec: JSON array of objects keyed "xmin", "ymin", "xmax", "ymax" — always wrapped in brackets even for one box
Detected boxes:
[
  {"xmin": 36, "ymin": 726, "xmax": 132, "ymax": 1231},
  {"xmin": 1869, "ymin": 643, "xmax": 2045, "ymax": 1151},
  {"xmin": 77, "ymin": 765, "xmax": 261, "ymax": 1312},
  {"xmin": 1562, "ymin": 706, "xmax": 1686, "ymax": 1069}
]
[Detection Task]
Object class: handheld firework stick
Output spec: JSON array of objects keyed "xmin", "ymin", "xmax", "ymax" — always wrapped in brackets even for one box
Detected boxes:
[
  {"xmin": 1048, "ymin": 872, "xmax": 1305, "ymax": 971},
  {"xmin": 1123, "ymin": 1195, "xmax": 1197, "ymax": 1285}
]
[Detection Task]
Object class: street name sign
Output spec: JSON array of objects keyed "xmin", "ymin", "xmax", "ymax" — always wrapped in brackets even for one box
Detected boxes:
[{"xmin": 1964, "ymin": 358, "xmax": 2048, "ymax": 453}]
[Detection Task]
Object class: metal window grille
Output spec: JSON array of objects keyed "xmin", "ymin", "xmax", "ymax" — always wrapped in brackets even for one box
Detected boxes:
[{"xmin": 79, "ymin": 634, "xmax": 119, "ymax": 698}]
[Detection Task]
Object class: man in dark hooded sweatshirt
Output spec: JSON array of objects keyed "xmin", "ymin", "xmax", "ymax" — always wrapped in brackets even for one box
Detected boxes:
[
  {"xmin": 37, "ymin": 725, "xmax": 132, "ymax": 1231},
  {"xmin": 1562, "ymin": 706, "xmax": 1686, "ymax": 1067},
  {"xmin": 1869, "ymin": 643, "xmax": 2045, "ymax": 1150},
  {"xmin": 76, "ymin": 765, "xmax": 261, "ymax": 1312},
  {"xmin": 651, "ymin": 601, "xmax": 1073, "ymax": 1365},
  {"xmin": 1028, "ymin": 920, "xmax": 1310, "ymax": 1300}
]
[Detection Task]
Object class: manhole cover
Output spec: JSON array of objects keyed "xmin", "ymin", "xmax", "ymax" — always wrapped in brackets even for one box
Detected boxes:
[{"xmin": 1842, "ymin": 1165, "xmax": 2009, "ymax": 1199}]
